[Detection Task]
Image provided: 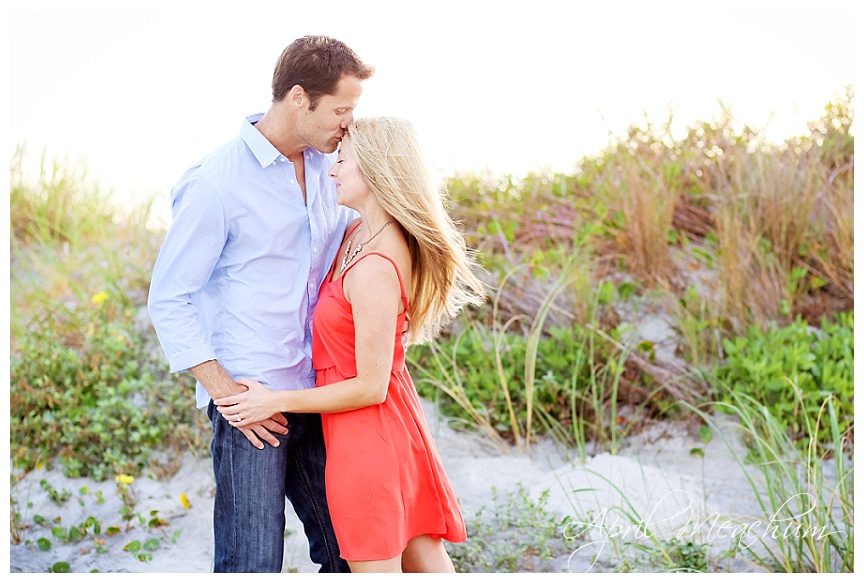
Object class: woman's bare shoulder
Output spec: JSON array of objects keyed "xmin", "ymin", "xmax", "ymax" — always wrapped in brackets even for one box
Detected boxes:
[
  {"xmin": 347, "ymin": 252, "xmax": 400, "ymax": 282},
  {"xmin": 345, "ymin": 217, "xmax": 362, "ymax": 234},
  {"xmin": 342, "ymin": 253, "xmax": 403, "ymax": 306}
]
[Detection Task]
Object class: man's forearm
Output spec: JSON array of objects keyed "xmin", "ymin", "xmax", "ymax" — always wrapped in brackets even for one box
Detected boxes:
[{"xmin": 190, "ymin": 359, "xmax": 244, "ymax": 401}]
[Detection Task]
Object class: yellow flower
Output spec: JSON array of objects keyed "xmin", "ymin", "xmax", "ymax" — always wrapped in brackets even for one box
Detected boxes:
[
  {"xmin": 115, "ymin": 474, "xmax": 134, "ymax": 485},
  {"xmin": 180, "ymin": 493, "xmax": 192, "ymax": 509},
  {"xmin": 91, "ymin": 291, "xmax": 109, "ymax": 305}
]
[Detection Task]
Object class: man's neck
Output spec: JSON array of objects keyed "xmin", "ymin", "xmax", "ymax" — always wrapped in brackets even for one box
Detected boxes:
[{"xmin": 254, "ymin": 105, "xmax": 306, "ymax": 161}]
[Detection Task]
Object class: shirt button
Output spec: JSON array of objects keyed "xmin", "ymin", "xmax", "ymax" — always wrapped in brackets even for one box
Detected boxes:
[{"xmin": 291, "ymin": 179, "xmax": 296, "ymax": 184}]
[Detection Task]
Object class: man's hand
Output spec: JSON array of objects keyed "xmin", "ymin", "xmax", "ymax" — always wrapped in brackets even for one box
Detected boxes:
[
  {"xmin": 232, "ymin": 415, "xmax": 289, "ymax": 449},
  {"xmin": 191, "ymin": 360, "xmax": 288, "ymax": 449}
]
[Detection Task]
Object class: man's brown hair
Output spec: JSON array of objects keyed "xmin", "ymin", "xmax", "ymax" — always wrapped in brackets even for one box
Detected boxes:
[{"xmin": 272, "ymin": 35, "xmax": 375, "ymax": 109}]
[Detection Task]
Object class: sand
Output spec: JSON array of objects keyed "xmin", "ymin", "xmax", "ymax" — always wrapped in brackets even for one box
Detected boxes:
[{"xmin": 8, "ymin": 400, "xmax": 772, "ymax": 574}]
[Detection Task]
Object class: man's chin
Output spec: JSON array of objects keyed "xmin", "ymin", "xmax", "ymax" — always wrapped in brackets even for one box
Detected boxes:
[{"xmin": 317, "ymin": 139, "xmax": 340, "ymax": 154}]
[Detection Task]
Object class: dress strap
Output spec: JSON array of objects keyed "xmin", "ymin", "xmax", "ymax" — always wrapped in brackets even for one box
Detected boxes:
[
  {"xmin": 344, "ymin": 219, "xmax": 364, "ymax": 240},
  {"xmin": 341, "ymin": 251, "xmax": 410, "ymax": 310}
]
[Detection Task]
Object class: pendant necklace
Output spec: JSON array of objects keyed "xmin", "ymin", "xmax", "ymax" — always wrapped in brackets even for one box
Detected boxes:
[{"xmin": 340, "ymin": 219, "xmax": 395, "ymax": 274}]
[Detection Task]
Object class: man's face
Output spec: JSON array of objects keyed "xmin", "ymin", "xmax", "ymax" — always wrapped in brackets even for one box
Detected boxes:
[{"xmin": 297, "ymin": 75, "xmax": 363, "ymax": 153}]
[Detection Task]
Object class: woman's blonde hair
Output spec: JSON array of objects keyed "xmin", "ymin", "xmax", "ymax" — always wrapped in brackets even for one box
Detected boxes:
[{"xmin": 346, "ymin": 117, "xmax": 486, "ymax": 344}]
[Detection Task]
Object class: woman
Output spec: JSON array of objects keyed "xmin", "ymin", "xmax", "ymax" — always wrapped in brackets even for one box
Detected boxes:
[{"xmin": 215, "ymin": 117, "xmax": 486, "ymax": 573}]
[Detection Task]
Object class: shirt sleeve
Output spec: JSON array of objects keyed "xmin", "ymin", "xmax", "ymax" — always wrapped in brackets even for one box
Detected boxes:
[{"xmin": 147, "ymin": 175, "xmax": 227, "ymax": 373}]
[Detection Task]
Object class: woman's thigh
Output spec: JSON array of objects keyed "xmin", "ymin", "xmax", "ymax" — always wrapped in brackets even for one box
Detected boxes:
[{"xmin": 402, "ymin": 535, "xmax": 455, "ymax": 573}]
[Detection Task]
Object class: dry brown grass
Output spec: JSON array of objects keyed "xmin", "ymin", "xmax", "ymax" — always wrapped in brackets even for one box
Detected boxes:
[
  {"xmin": 808, "ymin": 162, "xmax": 854, "ymax": 299},
  {"xmin": 615, "ymin": 157, "xmax": 679, "ymax": 283},
  {"xmin": 714, "ymin": 195, "xmax": 789, "ymax": 329}
]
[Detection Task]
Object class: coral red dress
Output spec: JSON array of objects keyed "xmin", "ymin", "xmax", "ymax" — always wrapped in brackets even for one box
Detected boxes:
[{"xmin": 312, "ymin": 246, "xmax": 467, "ymax": 562}]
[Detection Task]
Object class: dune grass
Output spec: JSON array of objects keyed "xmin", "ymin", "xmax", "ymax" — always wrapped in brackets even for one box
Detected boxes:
[{"xmin": 686, "ymin": 392, "xmax": 854, "ymax": 572}]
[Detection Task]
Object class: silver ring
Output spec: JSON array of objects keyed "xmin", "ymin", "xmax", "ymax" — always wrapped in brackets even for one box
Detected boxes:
[{"xmin": 236, "ymin": 414, "xmax": 242, "ymax": 422}]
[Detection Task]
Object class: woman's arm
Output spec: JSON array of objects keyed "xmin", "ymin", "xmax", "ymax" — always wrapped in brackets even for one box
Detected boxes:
[{"xmin": 215, "ymin": 255, "xmax": 403, "ymax": 424}]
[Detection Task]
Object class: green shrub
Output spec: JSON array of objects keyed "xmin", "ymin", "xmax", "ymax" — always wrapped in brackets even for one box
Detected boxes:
[
  {"xmin": 10, "ymin": 295, "xmax": 203, "ymax": 481},
  {"xmin": 712, "ymin": 312, "xmax": 853, "ymax": 449}
]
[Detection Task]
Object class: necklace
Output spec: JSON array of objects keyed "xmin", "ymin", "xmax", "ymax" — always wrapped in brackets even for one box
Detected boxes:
[{"xmin": 340, "ymin": 219, "xmax": 395, "ymax": 273}]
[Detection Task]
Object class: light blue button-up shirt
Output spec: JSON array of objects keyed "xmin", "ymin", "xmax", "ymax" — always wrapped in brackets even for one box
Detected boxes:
[{"xmin": 148, "ymin": 114, "xmax": 354, "ymax": 408}]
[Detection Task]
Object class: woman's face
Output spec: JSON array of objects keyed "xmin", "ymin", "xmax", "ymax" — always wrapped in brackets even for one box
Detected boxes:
[{"xmin": 329, "ymin": 136, "xmax": 371, "ymax": 208}]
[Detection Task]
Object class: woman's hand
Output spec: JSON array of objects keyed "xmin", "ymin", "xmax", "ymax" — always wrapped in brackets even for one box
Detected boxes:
[{"xmin": 214, "ymin": 377, "xmax": 283, "ymax": 428}]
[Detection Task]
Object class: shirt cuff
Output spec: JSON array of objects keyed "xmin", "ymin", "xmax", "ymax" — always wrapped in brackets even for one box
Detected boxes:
[{"xmin": 169, "ymin": 344, "xmax": 218, "ymax": 374}]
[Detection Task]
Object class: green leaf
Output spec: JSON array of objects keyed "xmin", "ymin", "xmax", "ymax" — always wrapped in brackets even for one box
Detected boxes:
[
  {"xmin": 68, "ymin": 526, "xmax": 84, "ymax": 542},
  {"xmin": 617, "ymin": 281, "xmax": 637, "ymax": 301},
  {"xmin": 50, "ymin": 562, "xmax": 71, "ymax": 573},
  {"xmin": 637, "ymin": 340, "xmax": 655, "ymax": 353},
  {"xmin": 598, "ymin": 281, "xmax": 616, "ymax": 305}
]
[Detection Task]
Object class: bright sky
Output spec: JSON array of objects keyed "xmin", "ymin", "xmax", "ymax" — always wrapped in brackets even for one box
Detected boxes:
[{"xmin": 5, "ymin": 0, "xmax": 858, "ymax": 213}]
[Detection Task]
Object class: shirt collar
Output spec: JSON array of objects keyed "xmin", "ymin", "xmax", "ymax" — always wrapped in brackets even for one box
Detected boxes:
[
  {"xmin": 240, "ymin": 113, "xmax": 330, "ymax": 174},
  {"xmin": 240, "ymin": 113, "xmax": 281, "ymax": 168}
]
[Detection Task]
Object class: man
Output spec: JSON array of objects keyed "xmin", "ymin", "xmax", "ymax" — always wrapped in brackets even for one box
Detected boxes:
[{"xmin": 148, "ymin": 35, "xmax": 374, "ymax": 573}]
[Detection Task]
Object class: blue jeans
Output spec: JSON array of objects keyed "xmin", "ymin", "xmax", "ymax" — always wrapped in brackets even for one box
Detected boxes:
[{"xmin": 207, "ymin": 401, "xmax": 349, "ymax": 573}]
